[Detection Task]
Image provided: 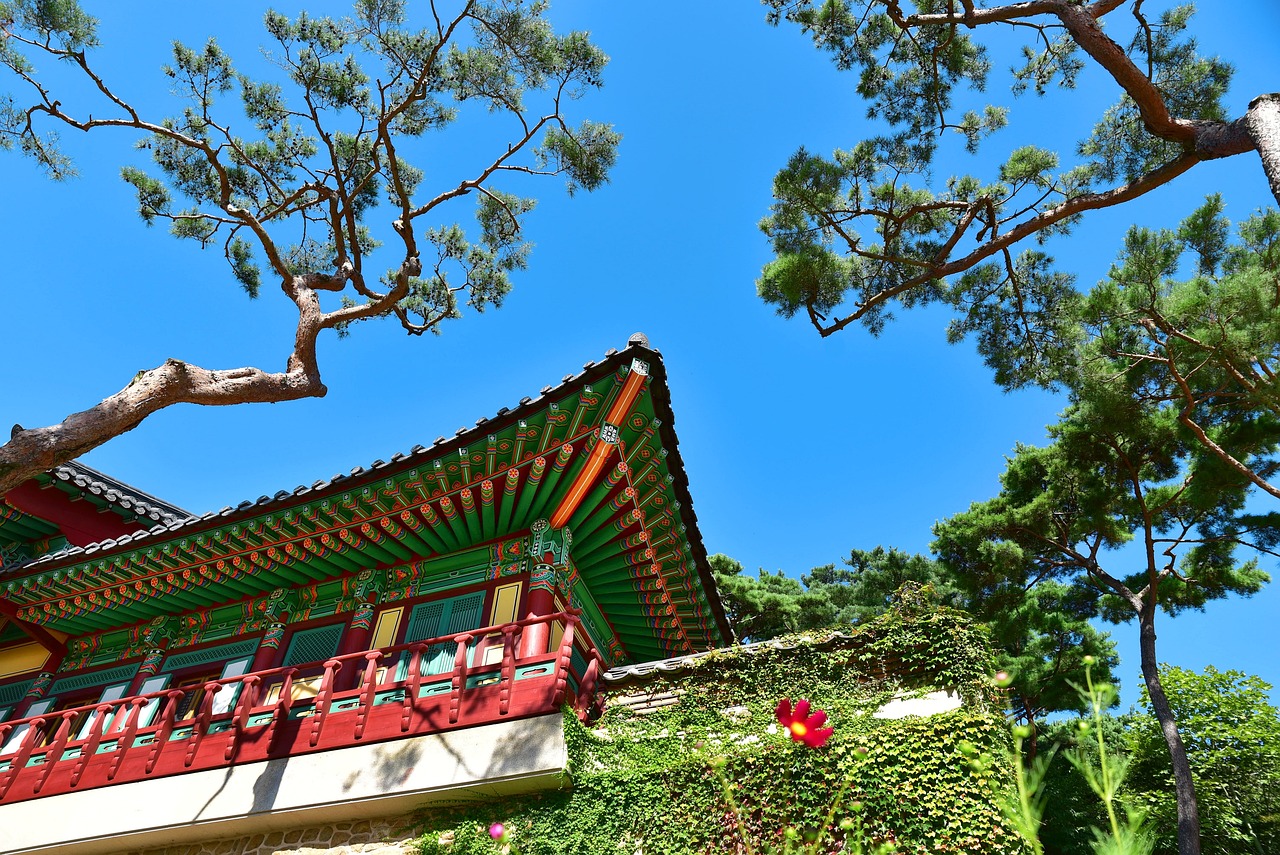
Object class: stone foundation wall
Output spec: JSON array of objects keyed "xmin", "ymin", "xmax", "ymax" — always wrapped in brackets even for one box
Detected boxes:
[{"xmin": 119, "ymin": 814, "xmax": 419, "ymax": 855}]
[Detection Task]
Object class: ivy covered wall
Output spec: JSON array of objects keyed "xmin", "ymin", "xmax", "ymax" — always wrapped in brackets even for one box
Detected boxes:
[{"xmin": 413, "ymin": 594, "xmax": 1028, "ymax": 854}]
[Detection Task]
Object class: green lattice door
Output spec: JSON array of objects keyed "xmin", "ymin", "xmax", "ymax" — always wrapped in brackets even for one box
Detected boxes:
[
  {"xmin": 282, "ymin": 623, "xmax": 345, "ymax": 668},
  {"xmin": 396, "ymin": 591, "xmax": 485, "ymax": 680}
]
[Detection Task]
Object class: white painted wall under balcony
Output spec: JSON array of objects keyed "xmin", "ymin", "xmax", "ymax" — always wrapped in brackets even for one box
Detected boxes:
[{"xmin": 0, "ymin": 713, "xmax": 567, "ymax": 855}]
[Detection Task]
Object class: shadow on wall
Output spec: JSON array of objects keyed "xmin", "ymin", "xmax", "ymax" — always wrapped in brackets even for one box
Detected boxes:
[
  {"xmin": 238, "ymin": 712, "xmax": 563, "ymax": 814},
  {"xmin": 342, "ymin": 739, "xmax": 428, "ymax": 795},
  {"xmin": 338, "ymin": 703, "xmax": 456, "ymax": 795},
  {"xmin": 251, "ymin": 758, "xmax": 288, "ymax": 815},
  {"xmin": 482, "ymin": 714, "xmax": 565, "ymax": 780},
  {"xmin": 337, "ymin": 711, "xmax": 565, "ymax": 795}
]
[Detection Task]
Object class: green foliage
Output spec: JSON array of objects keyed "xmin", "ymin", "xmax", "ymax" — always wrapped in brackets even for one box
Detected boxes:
[
  {"xmin": 931, "ymin": 389, "xmax": 1273, "ymax": 625},
  {"xmin": 764, "ymin": 1, "xmax": 994, "ymax": 160},
  {"xmin": 1039, "ymin": 715, "xmax": 1132, "ymax": 855},
  {"xmin": 1061, "ymin": 666, "xmax": 1153, "ymax": 855},
  {"xmin": 1124, "ymin": 666, "xmax": 1280, "ymax": 854},
  {"xmin": 826, "ymin": 553, "xmax": 1117, "ymax": 731},
  {"xmin": 0, "ymin": 0, "xmax": 619, "ymax": 337},
  {"xmin": 756, "ymin": 1, "xmax": 1254, "ymax": 393},
  {"xmin": 417, "ymin": 822, "xmax": 503, "ymax": 855},
  {"xmin": 1080, "ymin": 199, "xmax": 1280, "ymax": 502},
  {"xmin": 710, "ymin": 553, "xmax": 825, "ymax": 641},
  {"xmin": 931, "ymin": 202, "xmax": 1280, "ymax": 852},
  {"xmin": 413, "ymin": 602, "xmax": 1028, "ymax": 854},
  {"xmin": 537, "ymin": 121, "xmax": 621, "ymax": 196},
  {"xmin": 962, "ymin": 726, "xmax": 1055, "ymax": 855},
  {"xmin": 812, "ymin": 548, "xmax": 963, "ymax": 626},
  {"xmin": 1077, "ymin": 6, "xmax": 1232, "ymax": 185},
  {"xmin": 984, "ymin": 581, "xmax": 1119, "ymax": 730},
  {"xmin": 713, "ymin": 548, "xmax": 1117, "ymax": 734},
  {"xmin": 974, "ymin": 663, "xmax": 1154, "ymax": 855},
  {"xmin": 710, "ymin": 548, "xmax": 961, "ymax": 642}
]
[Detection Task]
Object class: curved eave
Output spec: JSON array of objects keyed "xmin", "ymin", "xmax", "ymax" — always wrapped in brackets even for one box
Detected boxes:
[
  {"xmin": 45, "ymin": 462, "xmax": 191, "ymax": 525},
  {"xmin": 0, "ymin": 342, "xmax": 733, "ymax": 660}
]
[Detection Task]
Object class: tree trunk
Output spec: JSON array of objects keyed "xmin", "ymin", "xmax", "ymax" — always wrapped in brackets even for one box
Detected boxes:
[
  {"xmin": 1246, "ymin": 93, "xmax": 1280, "ymax": 207},
  {"xmin": 1137, "ymin": 612, "xmax": 1201, "ymax": 855},
  {"xmin": 0, "ymin": 358, "xmax": 325, "ymax": 497},
  {"xmin": 1023, "ymin": 697, "xmax": 1039, "ymax": 763}
]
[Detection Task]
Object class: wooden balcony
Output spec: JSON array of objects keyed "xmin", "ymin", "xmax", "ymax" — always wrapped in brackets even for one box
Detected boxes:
[{"xmin": 0, "ymin": 611, "xmax": 601, "ymax": 806}]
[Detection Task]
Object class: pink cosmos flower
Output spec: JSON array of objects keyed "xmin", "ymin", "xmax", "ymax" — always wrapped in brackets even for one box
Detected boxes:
[
  {"xmin": 489, "ymin": 822, "xmax": 506, "ymax": 840},
  {"xmin": 775, "ymin": 698, "xmax": 834, "ymax": 748}
]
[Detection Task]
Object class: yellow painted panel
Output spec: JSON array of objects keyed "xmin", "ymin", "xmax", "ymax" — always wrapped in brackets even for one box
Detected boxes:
[
  {"xmin": 0, "ymin": 642, "xmax": 47, "ymax": 680},
  {"xmin": 549, "ymin": 620, "xmax": 565, "ymax": 653},
  {"xmin": 371, "ymin": 607, "xmax": 404, "ymax": 651},
  {"xmin": 490, "ymin": 583, "xmax": 521, "ymax": 626}
]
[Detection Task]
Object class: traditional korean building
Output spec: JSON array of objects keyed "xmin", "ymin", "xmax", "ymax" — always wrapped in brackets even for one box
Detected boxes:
[{"xmin": 0, "ymin": 335, "xmax": 732, "ymax": 855}]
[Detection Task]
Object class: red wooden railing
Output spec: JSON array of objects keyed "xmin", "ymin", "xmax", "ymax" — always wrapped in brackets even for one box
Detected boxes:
[{"xmin": 0, "ymin": 611, "xmax": 602, "ymax": 804}]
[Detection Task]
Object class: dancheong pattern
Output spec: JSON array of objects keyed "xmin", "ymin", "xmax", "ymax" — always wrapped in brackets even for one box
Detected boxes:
[{"xmin": 0, "ymin": 345, "xmax": 730, "ymax": 666}]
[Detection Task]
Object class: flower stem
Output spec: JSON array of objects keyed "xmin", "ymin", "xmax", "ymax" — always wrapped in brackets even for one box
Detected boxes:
[
  {"xmin": 1086, "ymin": 663, "xmax": 1122, "ymax": 839},
  {"xmin": 806, "ymin": 773, "xmax": 853, "ymax": 855},
  {"xmin": 714, "ymin": 762, "xmax": 758, "ymax": 855}
]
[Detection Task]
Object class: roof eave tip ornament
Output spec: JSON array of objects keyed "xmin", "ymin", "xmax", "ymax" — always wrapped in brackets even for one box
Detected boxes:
[{"xmin": 627, "ymin": 332, "xmax": 650, "ymax": 349}]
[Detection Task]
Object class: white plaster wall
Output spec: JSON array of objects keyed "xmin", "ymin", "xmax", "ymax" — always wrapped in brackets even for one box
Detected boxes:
[
  {"xmin": 872, "ymin": 690, "xmax": 963, "ymax": 720},
  {"xmin": 0, "ymin": 713, "xmax": 567, "ymax": 855}
]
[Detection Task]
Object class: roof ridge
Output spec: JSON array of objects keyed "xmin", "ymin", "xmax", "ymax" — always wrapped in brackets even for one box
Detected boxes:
[{"xmin": 51, "ymin": 461, "xmax": 193, "ymax": 524}]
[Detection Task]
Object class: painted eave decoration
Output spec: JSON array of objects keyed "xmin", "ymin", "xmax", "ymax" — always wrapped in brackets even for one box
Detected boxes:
[{"xmin": 0, "ymin": 336, "xmax": 732, "ymax": 662}]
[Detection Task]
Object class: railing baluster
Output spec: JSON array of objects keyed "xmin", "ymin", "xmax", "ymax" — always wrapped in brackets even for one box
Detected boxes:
[
  {"xmin": 32, "ymin": 711, "xmax": 76, "ymax": 794},
  {"xmin": 448, "ymin": 633, "xmax": 473, "ymax": 725},
  {"xmin": 499, "ymin": 624, "xmax": 518, "ymax": 716},
  {"xmin": 575, "ymin": 657, "xmax": 601, "ymax": 721},
  {"xmin": 308, "ymin": 660, "xmax": 341, "ymax": 747},
  {"xmin": 70, "ymin": 701, "xmax": 119, "ymax": 787},
  {"xmin": 0, "ymin": 716, "xmax": 46, "ymax": 799},
  {"xmin": 401, "ymin": 643, "xmax": 424, "ymax": 732},
  {"xmin": 145, "ymin": 691, "xmax": 185, "ymax": 774},
  {"xmin": 183, "ymin": 683, "xmax": 220, "ymax": 768},
  {"xmin": 107, "ymin": 698, "xmax": 147, "ymax": 781},
  {"xmin": 224, "ymin": 676, "xmax": 261, "ymax": 761},
  {"xmin": 353, "ymin": 651, "xmax": 381, "ymax": 740},
  {"xmin": 552, "ymin": 618, "xmax": 577, "ymax": 707},
  {"xmin": 264, "ymin": 668, "xmax": 296, "ymax": 750},
  {"xmin": 69, "ymin": 703, "xmax": 105, "ymax": 788}
]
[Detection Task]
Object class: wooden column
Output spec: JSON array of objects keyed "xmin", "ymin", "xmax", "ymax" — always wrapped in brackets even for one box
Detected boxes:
[
  {"xmin": 251, "ymin": 621, "xmax": 287, "ymax": 673},
  {"xmin": 518, "ymin": 567, "xmax": 557, "ymax": 659},
  {"xmin": 124, "ymin": 646, "xmax": 167, "ymax": 697},
  {"xmin": 10, "ymin": 663, "xmax": 57, "ymax": 721},
  {"xmin": 338, "ymin": 602, "xmax": 376, "ymax": 690}
]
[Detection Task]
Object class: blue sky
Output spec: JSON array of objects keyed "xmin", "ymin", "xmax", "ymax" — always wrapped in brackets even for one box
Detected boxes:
[{"xmin": 2, "ymin": 1, "xmax": 1277, "ymax": 707}]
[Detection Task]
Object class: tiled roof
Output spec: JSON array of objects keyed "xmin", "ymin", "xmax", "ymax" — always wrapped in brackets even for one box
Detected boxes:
[
  {"xmin": 601, "ymin": 630, "xmax": 860, "ymax": 687},
  {"xmin": 8, "ymin": 337, "xmax": 654, "ymax": 573},
  {"xmin": 2, "ymin": 335, "xmax": 735, "ymax": 652},
  {"xmin": 48, "ymin": 461, "xmax": 191, "ymax": 526}
]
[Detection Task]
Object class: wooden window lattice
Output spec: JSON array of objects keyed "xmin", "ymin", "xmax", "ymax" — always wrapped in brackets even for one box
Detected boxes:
[
  {"xmin": 49, "ymin": 664, "xmax": 136, "ymax": 696},
  {"xmin": 0, "ymin": 679, "xmax": 32, "ymax": 708},
  {"xmin": 161, "ymin": 639, "xmax": 259, "ymax": 673},
  {"xmin": 282, "ymin": 623, "xmax": 344, "ymax": 668},
  {"xmin": 402, "ymin": 592, "xmax": 485, "ymax": 677}
]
